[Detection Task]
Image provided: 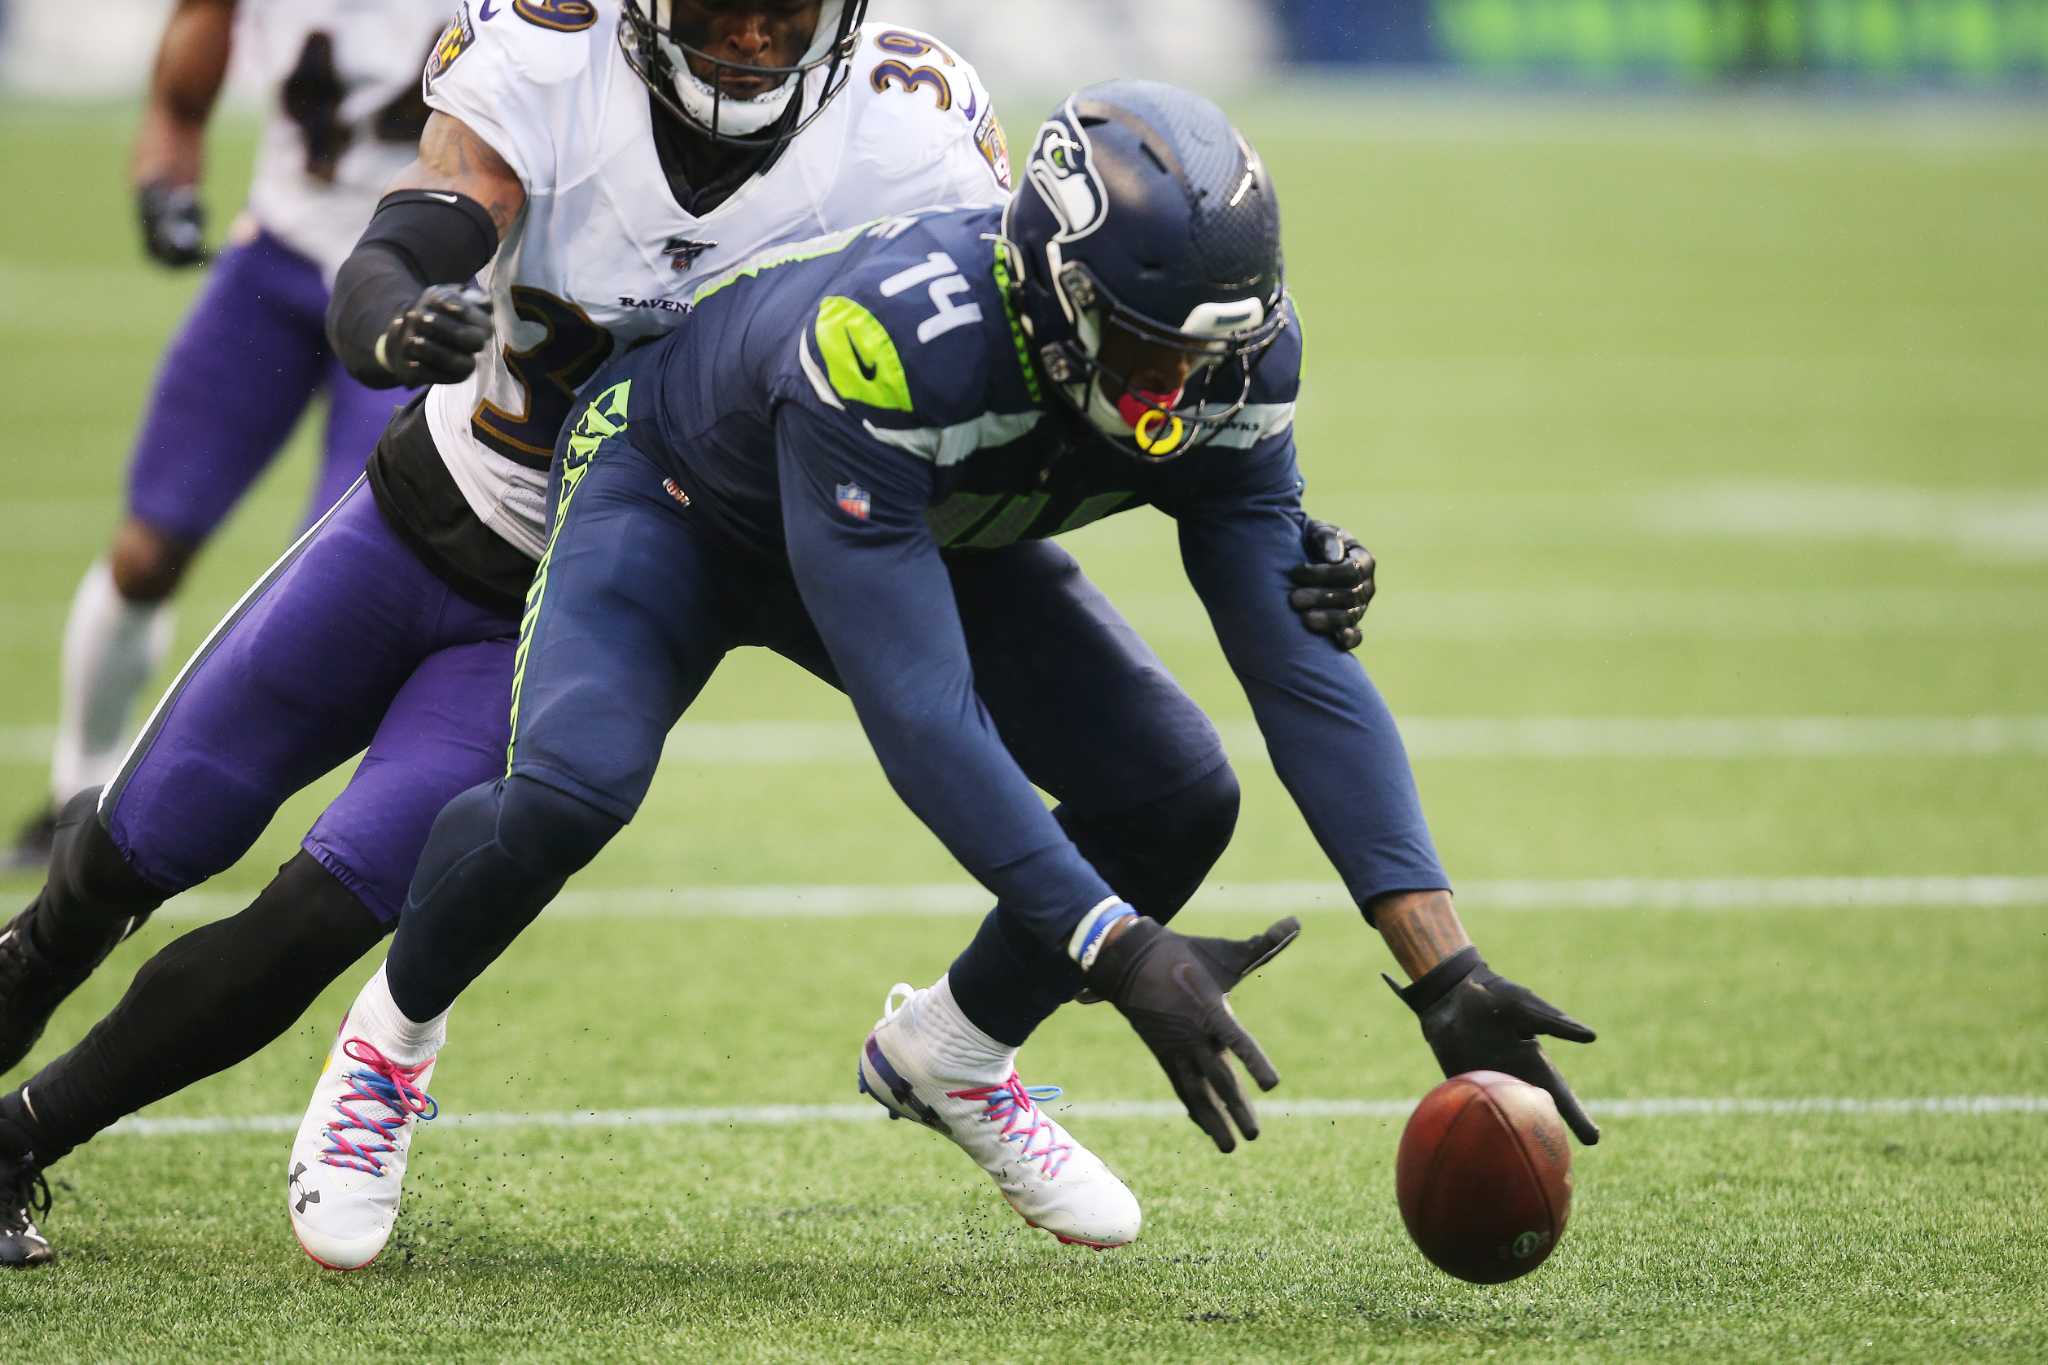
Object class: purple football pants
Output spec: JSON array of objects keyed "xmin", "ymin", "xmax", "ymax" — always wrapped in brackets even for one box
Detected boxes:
[
  {"xmin": 100, "ymin": 480, "xmax": 519, "ymax": 922},
  {"xmin": 125, "ymin": 228, "xmax": 405, "ymax": 543}
]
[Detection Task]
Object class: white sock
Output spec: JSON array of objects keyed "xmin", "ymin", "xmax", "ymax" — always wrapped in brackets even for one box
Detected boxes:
[
  {"xmin": 348, "ymin": 963, "xmax": 448, "ymax": 1067},
  {"xmin": 908, "ymin": 974, "xmax": 1015, "ymax": 1083},
  {"xmin": 50, "ymin": 559, "xmax": 174, "ymax": 804}
]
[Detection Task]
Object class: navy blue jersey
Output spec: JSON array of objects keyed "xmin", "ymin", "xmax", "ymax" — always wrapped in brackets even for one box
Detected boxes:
[
  {"xmin": 603, "ymin": 204, "xmax": 1444, "ymax": 942},
  {"xmin": 627, "ymin": 206, "xmax": 1305, "ymax": 554}
]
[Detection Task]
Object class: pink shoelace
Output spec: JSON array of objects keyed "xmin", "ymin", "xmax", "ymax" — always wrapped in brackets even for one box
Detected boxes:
[
  {"xmin": 947, "ymin": 1072, "xmax": 1073, "ymax": 1179},
  {"xmin": 318, "ymin": 1038, "xmax": 438, "ymax": 1176}
]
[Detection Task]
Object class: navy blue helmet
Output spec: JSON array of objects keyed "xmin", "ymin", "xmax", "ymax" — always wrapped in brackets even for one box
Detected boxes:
[{"xmin": 1000, "ymin": 80, "xmax": 1287, "ymax": 460}]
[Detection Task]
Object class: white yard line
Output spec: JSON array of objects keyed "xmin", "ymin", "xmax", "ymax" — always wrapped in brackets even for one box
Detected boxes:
[
  {"xmin": 103, "ymin": 1093, "xmax": 2048, "ymax": 1139},
  {"xmin": 0, "ymin": 714, "xmax": 2012, "ymax": 767},
  {"xmin": 1644, "ymin": 483, "xmax": 2048, "ymax": 563},
  {"xmin": 8, "ymin": 715, "xmax": 2046, "ymax": 766},
  {"xmin": 5, "ymin": 586, "xmax": 2046, "ymax": 638},
  {"xmin": 1114, "ymin": 586, "xmax": 2048, "ymax": 640},
  {"xmin": 145, "ymin": 875, "xmax": 2048, "ymax": 923},
  {"xmin": 679, "ymin": 713, "xmax": 2048, "ymax": 762}
]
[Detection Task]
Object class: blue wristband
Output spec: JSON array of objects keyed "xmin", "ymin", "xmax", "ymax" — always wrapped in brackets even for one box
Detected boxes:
[{"xmin": 1068, "ymin": 898, "xmax": 1137, "ymax": 970}]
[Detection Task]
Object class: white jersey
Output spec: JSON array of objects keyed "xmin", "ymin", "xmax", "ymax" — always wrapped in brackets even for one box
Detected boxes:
[
  {"xmin": 419, "ymin": 7, "xmax": 1012, "ymax": 560},
  {"xmin": 237, "ymin": 0, "xmax": 448, "ymax": 280}
]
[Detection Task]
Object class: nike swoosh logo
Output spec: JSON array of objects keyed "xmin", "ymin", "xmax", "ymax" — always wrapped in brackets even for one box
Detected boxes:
[
  {"xmin": 478, "ymin": 0, "xmax": 500, "ymax": 18},
  {"xmin": 424, "ymin": 191, "xmax": 459, "ymax": 204},
  {"xmin": 847, "ymin": 333, "xmax": 879, "ymax": 382}
]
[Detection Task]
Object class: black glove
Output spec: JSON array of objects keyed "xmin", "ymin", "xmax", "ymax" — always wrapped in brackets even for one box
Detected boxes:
[
  {"xmin": 374, "ymin": 284, "xmax": 495, "ymax": 387},
  {"xmin": 1388, "ymin": 945, "xmax": 1600, "ymax": 1144},
  {"xmin": 1289, "ymin": 517, "xmax": 1376, "ymax": 651},
  {"xmin": 137, "ymin": 182, "xmax": 208, "ymax": 268},
  {"xmin": 1083, "ymin": 915, "xmax": 1301, "ymax": 1153}
]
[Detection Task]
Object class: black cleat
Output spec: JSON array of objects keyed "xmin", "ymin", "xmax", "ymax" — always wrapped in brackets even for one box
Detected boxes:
[
  {"xmin": 0, "ymin": 903, "xmax": 117, "ymax": 1076},
  {"xmin": 0, "ymin": 809, "xmax": 57, "ymax": 878},
  {"xmin": 0, "ymin": 1147, "xmax": 53, "ymax": 1267}
]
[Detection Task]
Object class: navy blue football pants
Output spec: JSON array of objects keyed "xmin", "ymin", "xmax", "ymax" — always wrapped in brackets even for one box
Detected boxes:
[{"xmin": 383, "ymin": 413, "xmax": 1238, "ymax": 1045}]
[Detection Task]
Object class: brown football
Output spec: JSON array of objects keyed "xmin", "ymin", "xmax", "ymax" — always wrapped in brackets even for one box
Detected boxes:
[{"xmin": 1396, "ymin": 1070, "xmax": 1573, "ymax": 1284}]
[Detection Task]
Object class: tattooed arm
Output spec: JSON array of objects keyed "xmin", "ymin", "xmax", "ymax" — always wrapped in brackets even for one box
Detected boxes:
[
  {"xmin": 1376, "ymin": 890, "xmax": 1602, "ymax": 1143},
  {"xmin": 386, "ymin": 113, "xmax": 526, "ymax": 237},
  {"xmin": 324, "ymin": 114, "xmax": 519, "ymax": 388},
  {"xmin": 1371, "ymin": 889, "xmax": 1474, "ymax": 980}
]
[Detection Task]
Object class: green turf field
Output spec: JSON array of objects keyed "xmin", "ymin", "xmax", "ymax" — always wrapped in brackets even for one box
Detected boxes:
[{"xmin": 1, "ymin": 94, "xmax": 2045, "ymax": 1361}]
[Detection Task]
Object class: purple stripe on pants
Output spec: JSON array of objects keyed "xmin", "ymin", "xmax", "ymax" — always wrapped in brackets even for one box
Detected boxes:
[
  {"xmin": 125, "ymin": 228, "xmax": 408, "ymax": 544},
  {"xmin": 104, "ymin": 481, "xmax": 518, "ymax": 922}
]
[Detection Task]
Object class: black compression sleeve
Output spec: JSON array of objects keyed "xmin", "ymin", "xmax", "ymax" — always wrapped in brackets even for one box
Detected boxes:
[
  {"xmin": 327, "ymin": 188, "xmax": 500, "ymax": 387},
  {"xmin": 8, "ymin": 853, "xmax": 386, "ymax": 1166}
]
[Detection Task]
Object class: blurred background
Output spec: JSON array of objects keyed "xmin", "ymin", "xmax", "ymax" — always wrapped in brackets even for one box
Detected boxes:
[
  {"xmin": 6, "ymin": 0, "xmax": 2039, "ymax": 888},
  {"xmin": 0, "ymin": 4, "xmax": 2042, "ymax": 1350},
  {"xmin": 1, "ymin": 0, "xmax": 2043, "ymax": 1048},
  {"xmin": 9, "ymin": 0, "xmax": 2048, "ymax": 90}
]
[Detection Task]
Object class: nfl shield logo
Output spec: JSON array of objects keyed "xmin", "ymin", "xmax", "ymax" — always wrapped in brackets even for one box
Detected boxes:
[
  {"xmin": 663, "ymin": 235, "xmax": 719, "ymax": 270},
  {"xmin": 835, "ymin": 482, "xmax": 871, "ymax": 520}
]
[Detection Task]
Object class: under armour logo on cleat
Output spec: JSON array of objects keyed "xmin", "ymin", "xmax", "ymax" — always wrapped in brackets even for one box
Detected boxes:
[{"xmin": 290, "ymin": 1162, "xmax": 322, "ymax": 1215}]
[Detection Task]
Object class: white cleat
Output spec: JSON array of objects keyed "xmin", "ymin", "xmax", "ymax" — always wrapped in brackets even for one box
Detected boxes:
[
  {"xmin": 857, "ymin": 982, "xmax": 1141, "ymax": 1250},
  {"xmin": 286, "ymin": 1013, "xmax": 437, "ymax": 1271}
]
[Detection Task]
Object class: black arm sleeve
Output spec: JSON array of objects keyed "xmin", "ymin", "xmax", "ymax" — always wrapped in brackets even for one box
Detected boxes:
[{"xmin": 326, "ymin": 188, "xmax": 500, "ymax": 387}]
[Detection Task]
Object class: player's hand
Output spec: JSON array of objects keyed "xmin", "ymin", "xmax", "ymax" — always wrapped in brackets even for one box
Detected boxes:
[
  {"xmin": 375, "ymin": 284, "xmax": 495, "ymax": 386},
  {"xmin": 137, "ymin": 182, "xmax": 208, "ymax": 268},
  {"xmin": 1388, "ymin": 945, "xmax": 1600, "ymax": 1145},
  {"xmin": 1083, "ymin": 915, "xmax": 1301, "ymax": 1153},
  {"xmin": 1289, "ymin": 517, "xmax": 1375, "ymax": 651}
]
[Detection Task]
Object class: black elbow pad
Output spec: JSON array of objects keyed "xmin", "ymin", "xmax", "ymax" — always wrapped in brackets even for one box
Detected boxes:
[
  {"xmin": 327, "ymin": 189, "xmax": 501, "ymax": 386},
  {"xmin": 355, "ymin": 188, "xmax": 500, "ymax": 283}
]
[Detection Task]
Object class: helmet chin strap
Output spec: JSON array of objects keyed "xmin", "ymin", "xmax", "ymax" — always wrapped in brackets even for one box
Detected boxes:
[
  {"xmin": 1081, "ymin": 381, "xmax": 1127, "ymax": 436},
  {"xmin": 1025, "ymin": 234, "xmax": 1203, "ymax": 457},
  {"xmin": 1066, "ymin": 296, "xmax": 1122, "ymax": 435},
  {"xmin": 656, "ymin": 44, "xmax": 800, "ymax": 136}
]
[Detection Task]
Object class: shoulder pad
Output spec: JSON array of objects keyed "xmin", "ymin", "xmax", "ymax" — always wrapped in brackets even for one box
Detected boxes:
[
  {"xmin": 841, "ymin": 24, "xmax": 995, "ymax": 160},
  {"xmin": 1251, "ymin": 295, "xmax": 1305, "ymax": 406},
  {"xmin": 803, "ymin": 221, "xmax": 1008, "ymax": 440},
  {"xmin": 1195, "ymin": 295, "xmax": 1302, "ymax": 452},
  {"xmin": 444, "ymin": 0, "xmax": 607, "ymax": 89}
]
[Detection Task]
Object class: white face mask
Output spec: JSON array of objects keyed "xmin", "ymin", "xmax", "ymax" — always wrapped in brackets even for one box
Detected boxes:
[{"xmin": 650, "ymin": 0, "xmax": 846, "ymax": 138}]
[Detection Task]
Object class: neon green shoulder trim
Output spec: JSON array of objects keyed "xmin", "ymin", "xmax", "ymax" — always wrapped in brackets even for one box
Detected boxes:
[
  {"xmin": 990, "ymin": 245, "xmax": 1043, "ymax": 404},
  {"xmin": 690, "ymin": 223, "xmax": 870, "ymax": 306}
]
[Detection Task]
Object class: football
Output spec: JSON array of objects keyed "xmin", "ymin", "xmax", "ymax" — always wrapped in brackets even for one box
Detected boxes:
[{"xmin": 1396, "ymin": 1070, "xmax": 1574, "ymax": 1284}]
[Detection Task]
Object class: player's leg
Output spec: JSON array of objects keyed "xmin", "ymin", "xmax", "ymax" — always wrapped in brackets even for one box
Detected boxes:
[
  {"xmin": 383, "ymin": 439, "xmax": 733, "ymax": 1024},
  {"xmin": 0, "ymin": 849, "xmax": 387, "ymax": 1270},
  {"xmin": 852, "ymin": 542, "xmax": 1228, "ymax": 1249},
  {"xmin": 301, "ymin": 634, "xmax": 516, "ymax": 928},
  {"xmin": 11, "ymin": 232, "xmax": 332, "ymax": 873},
  {"xmin": 287, "ymin": 426, "xmax": 734, "ymax": 1270},
  {"xmin": 0, "ymin": 481, "xmax": 434, "ymax": 1077},
  {"xmin": 0, "ymin": 790, "xmax": 168, "ymax": 1076},
  {"xmin": 0, "ymin": 854, "xmax": 384, "ymax": 1161},
  {"xmin": 0, "ymin": 636, "xmax": 514, "ymax": 1167},
  {"xmin": 941, "ymin": 540, "xmax": 1237, "ymax": 1044},
  {"xmin": 0, "ymin": 550, "xmax": 519, "ymax": 1268}
]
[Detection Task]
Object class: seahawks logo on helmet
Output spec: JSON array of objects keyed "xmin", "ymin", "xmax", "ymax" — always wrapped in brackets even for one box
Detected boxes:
[
  {"xmin": 1025, "ymin": 108, "xmax": 1108, "ymax": 244},
  {"xmin": 1001, "ymin": 81, "xmax": 1289, "ymax": 464}
]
